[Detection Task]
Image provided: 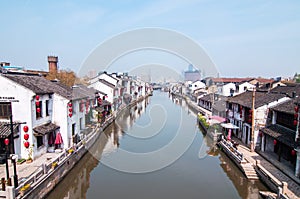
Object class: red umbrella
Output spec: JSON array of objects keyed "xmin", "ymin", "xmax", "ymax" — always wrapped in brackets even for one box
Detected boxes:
[{"xmin": 55, "ymin": 132, "xmax": 63, "ymax": 145}]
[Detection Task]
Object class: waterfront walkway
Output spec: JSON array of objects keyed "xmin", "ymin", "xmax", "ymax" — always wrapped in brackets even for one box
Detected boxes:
[
  {"xmin": 233, "ymin": 137, "xmax": 300, "ymax": 199},
  {"xmin": 0, "ymin": 152, "xmax": 61, "ymax": 187}
]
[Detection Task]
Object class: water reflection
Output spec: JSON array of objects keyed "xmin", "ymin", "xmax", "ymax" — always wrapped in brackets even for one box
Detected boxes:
[{"xmin": 47, "ymin": 92, "xmax": 268, "ymax": 199}]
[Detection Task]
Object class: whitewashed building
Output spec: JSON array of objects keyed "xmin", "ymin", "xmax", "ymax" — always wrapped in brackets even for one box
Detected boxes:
[{"xmin": 227, "ymin": 91, "xmax": 290, "ymax": 148}]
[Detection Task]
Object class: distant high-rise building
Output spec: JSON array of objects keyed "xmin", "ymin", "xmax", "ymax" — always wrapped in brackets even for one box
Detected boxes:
[{"xmin": 184, "ymin": 64, "xmax": 201, "ymax": 82}]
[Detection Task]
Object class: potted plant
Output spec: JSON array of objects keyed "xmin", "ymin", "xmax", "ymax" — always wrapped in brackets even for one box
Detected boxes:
[
  {"xmin": 52, "ymin": 161, "xmax": 58, "ymax": 169},
  {"xmin": 26, "ymin": 145, "xmax": 34, "ymax": 163},
  {"xmin": 19, "ymin": 183, "xmax": 31, "ymax": 196}
]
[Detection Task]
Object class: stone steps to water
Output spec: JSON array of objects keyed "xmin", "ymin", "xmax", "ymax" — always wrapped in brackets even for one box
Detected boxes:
[{"xmin": 241, "ymin": 163, "xmax": 259, "ymax": 180}]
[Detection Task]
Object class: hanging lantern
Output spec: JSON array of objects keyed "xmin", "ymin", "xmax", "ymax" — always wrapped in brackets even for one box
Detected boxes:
[
  {"xmin": 240, "ymin": 113, "xmax": 242, "ymax": 118},
  {"xmin": 259, "ymin": 132, "xmax": 263, "ymax": 137},
  {"xmin": 23, "ymin": 126, "xmax": 29, "ymax": 132},
  {"xmin": 35, "ymin": 101, "xmax": 40, "ymax": 106},
  {"xmin": 4, "ymin": 138, "xmax": 9, "ymax": 146},
  {"xmin": 273, "ymin": 139, "xmax": 277, "ymax": 145},
  {"xmin": 68, "ymin": 108, "xmax": 73, "ymax": 112},
  {"xmin": 37, "ymin": 107, "xmax": 41, "ymax": 113},
  {"xmin": 69, "ymin": 113, "xmax": 73, "ymax": 117},
  {"xmin": 24, "ymin": 141, "xmax": 30, "ymax": 148},
  {"xmin": 24, "ymin": 133, "xmax": 29, "ymax": 140},
  {"xmin": 249, "ymin": 109, "xmax": 253, "ymax": 114},
  {"xmin": 295, "ymin": 106, "xmax": 299, "ymax": 113},
  {"xmin": 291, "ymin": 149, "xmax": 296, "ymax": 156},
  {"xmin": 68, "ymin": 102, "xmax": 72, "ymax": 107},
  {"xmin": 35, "ymin": 95, "xmax": 40, "ymax": 101},
  {"xmin": 294, "ymin": 120, "xmax": 298, "ymax": 126}
]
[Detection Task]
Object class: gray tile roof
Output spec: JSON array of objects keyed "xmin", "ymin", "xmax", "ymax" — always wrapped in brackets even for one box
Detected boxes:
[
  {"xmin": 2, "ymin": 74, "xmax": 72, "ymax": 99},
  {"xmin": 271, "ymin": 99, "xmax": 295, "ymax": 114},
  {"xmin": 227, "ymin": 91, "xmax": 286, "ymax": 109},
  {"xmin": 260, "ymin": 124, "xmax": 296, "ymax": 148},
  {"xmin": 0, "ymin": 122, "xmax": 19, "ymax": 138},
  {"xmin": 33, "ymin": 122, "xmax": 59, "ymax": 135},
  {"xmin": 270, "ymin": 84, "xmax": 300, "ymax": 98}
]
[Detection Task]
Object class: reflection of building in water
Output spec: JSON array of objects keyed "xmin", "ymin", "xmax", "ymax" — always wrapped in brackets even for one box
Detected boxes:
[
  {"xmin": 102, "ymin": 123, "xmax": 123, "ymax": 155},
  {"xmin": 219, "ymin": 153, "xmax": 266, "ymax": 199},
  {"xmin": 47, "ymin": 130, "xmax": 111, "ymax": 199}
]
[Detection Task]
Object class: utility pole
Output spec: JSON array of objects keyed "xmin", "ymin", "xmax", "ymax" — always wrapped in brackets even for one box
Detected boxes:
[{"xmin": 250, "ymin": 88, "xmax": 256, "ymax": 152}]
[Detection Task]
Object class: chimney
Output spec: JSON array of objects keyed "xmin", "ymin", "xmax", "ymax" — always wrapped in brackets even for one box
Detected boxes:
[{"xmin": 48, "ymin": 56, "xmax": 58, "ymax": 73}]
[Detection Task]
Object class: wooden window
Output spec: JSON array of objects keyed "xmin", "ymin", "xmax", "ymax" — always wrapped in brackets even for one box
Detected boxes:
[
  {"xmin": 276, "ymin": 112, "xmax": 295, "ymax": 130},
  {"xmin": 36, "ymin": 135, "xmax": 44, "ymax": 148},
  {"xmin": 0, "ymin": 102, "xmax": 12, "ymax": 119},
  {"xmin": 45, "ymin": 100, "xmax": 49, "ymax": 116}
]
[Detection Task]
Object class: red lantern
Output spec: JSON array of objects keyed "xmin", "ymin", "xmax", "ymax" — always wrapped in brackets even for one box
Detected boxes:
[
  {"xmin": 259, "ymin": 132, "xmax": 263, "ymax": 137},
  {"xmin": 35, "ymin": 95, "xmax": 40, "ymax": 101},
  {"xmin": 240, "ymin": 113, "xmax": 242, "ymax": 118},
  {"xmin": 35, "ymin": 101, "xmax": 40, "ymax": 106},
  {"xmin": 294, "ymin": 120, "xmax": 298, "ymax": 126},
  {"xmin": 24, "ymin": 133, "xmax": 29, "ymax": 140},
  {"xmin": 295, "ymin": 106, "xmax": 299, "ymax": 113},
  {"xmin": 273, "ymin": 140, "xmax": 277, "ymax": 145},
  {"xmin": 37, "ymin": 107, "xmax": 41, "ymax": 113},
  {"xmin": 4, "ymin": 138, "xmax": 9, "ymax": 145},
  {"xmin": 291, "ymin": 149, "xmax": 296, "ymax": 156},
  {"xmin": 69, "ymin": 113, "xmax": 73, "ymax": 117},
  {"xmin": 24, "ymin": 141, "xmax": 30, "ymax": 148},
  {"xmin": 68, "ymin": 103, "xmax": 72, "ymax": 107},
  {"xmin": 249, "ymin": 109, "xmax": 253, "ymax": 114},
  {"xmin": 69, "ymin": 108, "xmax": 73, "ymax": 112},
  {"xmin": 23, "ymin": 126, "xmax": 29, "ymax": 132}
]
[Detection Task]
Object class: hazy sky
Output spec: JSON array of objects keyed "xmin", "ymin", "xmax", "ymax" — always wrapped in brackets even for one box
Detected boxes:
[{"xmin": 1, "ymin": 0, "xmax": 299, "ymax": 78}]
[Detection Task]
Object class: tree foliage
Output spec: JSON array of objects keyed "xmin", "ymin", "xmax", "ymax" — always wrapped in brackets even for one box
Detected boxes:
[{"xmin": 46, "ymin": 69, "xmax": 77, "ymax": 87}]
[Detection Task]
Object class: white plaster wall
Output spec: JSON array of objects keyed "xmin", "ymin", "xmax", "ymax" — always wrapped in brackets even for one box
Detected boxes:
[{"xmin": 52, "ymin": 94, "xmax": 69, "ymax": 149}]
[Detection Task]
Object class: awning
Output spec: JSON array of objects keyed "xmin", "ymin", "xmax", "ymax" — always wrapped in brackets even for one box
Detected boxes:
[
  {"xmin": 261, "ymin": 124, "xmax": 297, "ymax": 148},
  {"xmin": 0, "ymin": 122, "xmax": 19, "ymax": 138},
  {"xmin": 33, "ymin": 122, "xmax": 59, "ymax": 136},
  {"xmin": 221, "ymin": 123, "xmax": 239, "ymax": 129},
  {"xmin": 209, "ymin": 116, "xmax": 226, "ymax": 124}
]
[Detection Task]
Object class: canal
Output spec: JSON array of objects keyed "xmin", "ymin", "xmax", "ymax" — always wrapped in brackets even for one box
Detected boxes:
[{"xmin": 47, "ymin": 91, "xmax": 268, "ymax": 199}]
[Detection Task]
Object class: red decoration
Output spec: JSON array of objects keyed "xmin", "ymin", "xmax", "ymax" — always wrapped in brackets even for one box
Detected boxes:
[
  {"xmin": 68, "ymin": 108, "xmax": 73, "ymax": 112},
  {"xmin": 249, "ymin": 109, "xmax": 253, "ymax": 114},
  {"xmin": 23, "ymin": 126, "xmax": 29, "ymax": 132},
  {"xmin": 273, "ymin": 140, "xmax": 277, "ymax": 145},
  {"xmin": 295, "ymin": 106, "xmax": 299, "ymax": 113},
  {"xmin": 24, "ymin": 141, "xmax": 30, "ymax": 148},
  {"xmin": 37, "ymin": 107, "xmax": 41, "ymax": 113},
  {"xmin": 35, "ymin": 95, "xmax": 40, "ymax": 101},
  {"xmin": 35, "ymin": 101, "xmax": 40, "ymax": 106},
  {"xmin": 69, "ymin": 113, "xmax": 73, "ymax": 117},
  {"xmin": 24, "ymin": 133, "xmax": 29, "ymax": 140},
  {"xmin": 68, "ymin": 103, "xmax": 72, "ymax": 107},
  {"xmin": 240, "ymin": 113, "xmax": 242, "ymax": 118},
  {"xmin": 291, "ymin": 149, "xmax": 296, "ymax": 156},
  {"xmin": 259, "ymin": 132, "xmax": 263, "ymax": 137},
  {"xmin": 294, "ymin": 120, "xmax": 298, "ymax": 126},
  {"xmin": 4, "ymin": 138, "xmax": 9, "ymax": 145}
]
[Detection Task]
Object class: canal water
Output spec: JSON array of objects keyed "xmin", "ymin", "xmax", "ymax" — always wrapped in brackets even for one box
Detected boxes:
[{"xmin": 47, "ymin": 91, "xmax": 268, "ymax": 199}]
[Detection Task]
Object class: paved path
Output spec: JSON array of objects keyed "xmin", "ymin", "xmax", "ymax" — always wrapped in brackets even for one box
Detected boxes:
[
  {"xmin": 233, "ymin": 138, "xmax": 300, "ymax": 199},
  {"xmin": 0, "ymin": 152, "xmax": 61, "ymax": 187}
]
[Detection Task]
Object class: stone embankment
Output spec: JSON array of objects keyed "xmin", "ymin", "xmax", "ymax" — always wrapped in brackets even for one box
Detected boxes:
[{"xmin": 0, "ymin": 95, "xmax": 149, "ymax": 199}]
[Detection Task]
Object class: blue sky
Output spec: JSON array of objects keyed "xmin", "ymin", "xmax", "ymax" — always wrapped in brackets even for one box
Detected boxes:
[{"xmin": 1, "ymin": 0, "xmax": 300, "ymax": 78}]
